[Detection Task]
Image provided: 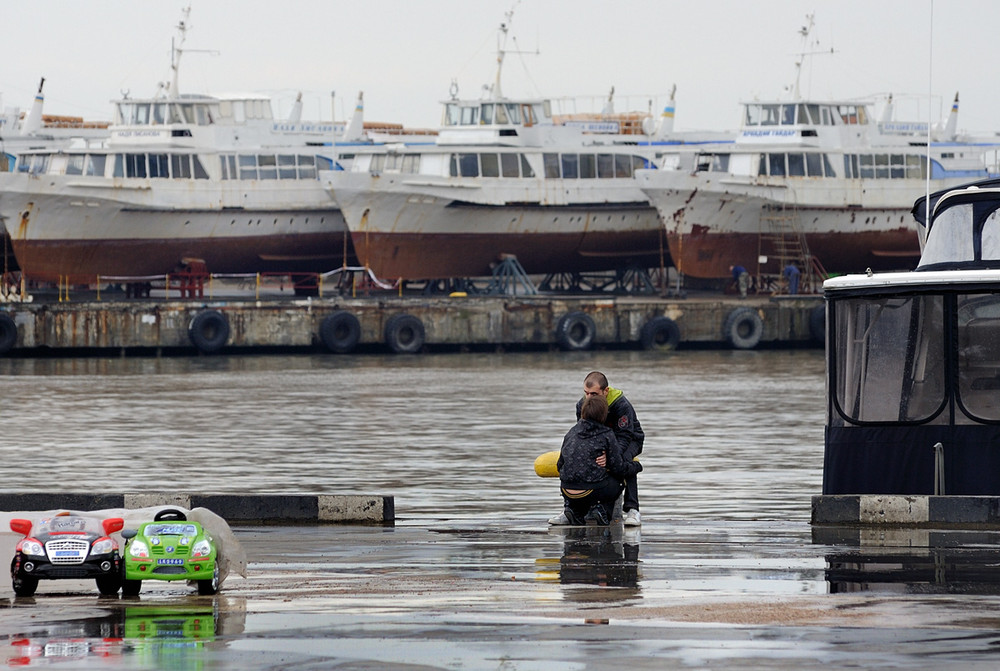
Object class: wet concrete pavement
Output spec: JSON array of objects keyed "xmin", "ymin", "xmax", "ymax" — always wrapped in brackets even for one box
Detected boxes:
[{"xmin": 3, "ymin": 518, "xmax": 1000, "ymax": 669}]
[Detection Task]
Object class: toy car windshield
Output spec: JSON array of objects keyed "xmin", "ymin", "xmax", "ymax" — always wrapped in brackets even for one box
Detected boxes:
[
  {"xmin": 35, "ymin": 516, "xmax": 97, "ymax": 534},
  {"xmin": 146, "ymin": 523, "xmax": 198, "ymax": 536}
]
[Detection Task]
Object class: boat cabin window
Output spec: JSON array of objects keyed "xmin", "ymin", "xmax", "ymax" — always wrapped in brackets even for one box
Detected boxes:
[
  {"xmin": 15, "ymin": 154, "xmax": 49, "ymax": 174},
  {"xmin": 65, "ymin": 155, "xmax": 85, "ymax": 176},
  {"xmin": 444, "ymin": 103, "xmax": 461, "ymax": 127},
  {"xmin": 501, "ymin": 153, "xmax": 520, "ymax": 177},
  {"xmin": 481, "ymin": 153, "xmax": 500, "ymax": 177},
  {"xmin": 921, "ymin": 202, "xmax": 1000, "ymax": 267},
  {"xmin": 832, "ymin": 295, "xmax": 947, "ymax": 424},
  {"xmin": 836, "ymin": 104, "xmax": 868, "ymax": 125},
  {"xmin": 957, "ymin": 294, "xmax": 1000, "ymax": 421},
  {"xmin": 480, "ymin": 104, "xmax": 494, "ymax": 125},
  {"xmin": 86, "ymin": 155, "xmax": 106, "ymax": 176},
  {"xmin": 223, "ymin": 153, "xmax": 319, "ymax": 180},
  {"xmin": 842, "ymin": 153, "xmax": 925, "ymax": 180},
  {"xmin": 461, "ymin": 106, "xmax": 478, "ymax": 126},
  {"xmin": 505, "ymin": 104, "xmax": 521, "ymax": 125}
]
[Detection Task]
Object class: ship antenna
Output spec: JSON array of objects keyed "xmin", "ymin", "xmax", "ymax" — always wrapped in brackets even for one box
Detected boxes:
[
  {"xmin": 788, "ymin": 13, "xmax": 835, "ymax": 100},
  {"xmin": 166, "ymin": 5, "xmax": 219, "ymax": 100}
]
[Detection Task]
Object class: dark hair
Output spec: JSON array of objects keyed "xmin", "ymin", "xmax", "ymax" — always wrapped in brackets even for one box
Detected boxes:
[
  {"xmin": 584, "ymin": 371, "xmax": 608, "ymax": 390},
  {"xmin": 580, "ymin": 395, "xmax": 608, "ymax": 423}
]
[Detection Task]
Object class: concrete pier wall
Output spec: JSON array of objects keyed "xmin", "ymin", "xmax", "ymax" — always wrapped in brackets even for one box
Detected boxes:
[{"xmin": 0, "ymin": 295, "xmax": 824, "ymax": 353}]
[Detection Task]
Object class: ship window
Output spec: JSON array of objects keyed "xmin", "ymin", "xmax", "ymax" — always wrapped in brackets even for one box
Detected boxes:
[
  {"xmin": 171, "ymin": 155, "xmax": 191, "ymax": 179},
  {"xmin": 495, "ymin": 104, "xmax": 509, "ymax": 124},
  {"xmin": 134, "ymin": 104, "xmax": 150, "ymax": 125},
  {"xmin": 768, "ymin": 153, "xmax": 785, "ymax": 177},
  {"xmin": 906, "ymin": 155, "xmax": 925, "ymax": 179},
  {"xmin": 543, "ymin": 153, "xmax": 560, "ymax": 178},
  {"xmin": 597, "ymin": 154, "xmax": 614, "ymax": 178},
  {"xmin": 711, "ymin": 154, "xmax": 730, "ymax": 172},
  {"xmin": 614, "ymin": 154, "xmax": 632, "ymax": 178},
  {"xmin": 889, "ymin": 154, "xmax": 905, "ymax": 178},
  {"xmin": 112, "ymin": 154, "xmax": 123, "ymax": 177},
  {"xmin": 806, "ymin": 153, "xmax": 822, "ymax": 176},
  {"xmin": 85, "ymin": 155, "xmax": 106, "ymax": 177},
  {"xmin": 500, "ymin": 153, "xmax": 520, "ymax": 177},
  {"xmin": 922, "ymin": 203, "xmax": 975, "ymax": 265},
  {"xmin": 505, "ymin": 104, "xmax": 521, "ymax": 124},
  {"xmin": 125, "ymin": 154, "xmax": 147, "ymax": 178},
  {"xmin": 195, "ymin": 105, "xmax": 211, "ymax": 126},
  {"xmin": 957, "ymin": 293, "xmax": 1000, "ymax": 421},
  {"xmin": 561, "ymin": 154, "xmax": 579, "ymax": 179},
  {"xmin": 982, "ymin": 209, "xmax": 1000, "ymax": 261},
  {"xmin": 401, "ymin": 154, "xmax": 419, "ymax": 174},
  {"xmin": 521, "ymin": 105, "xmax": 535, "ymax": 127},
  {"xmin": 745, "ymin": 104, "xmax": 762, "ymax": 127},
  {"xmin": 481, "ymin": 153, "xmax": 500, "ymax": 177},
  {"xmin": 781, "ymin": 105, "xmax": 795, "ymax": 125},
  {"xmin": 858, "ymin": 154, "xmax": 874, "ymax": 179},
  {"xmin": 444, "ymin": 103, "xmax": 460, "ymax": 127},
  {"xmin": 787, "ymin": 153, "xmax": 805, "ymax": 176},
  {"xmin": 65, "ymin": 155, "xmax": 85, "ymax": 176},
  {"xmin": 480, "ymin": 104, "xmax": 494, "ymax": 125},
  {"xmin": 298, "ymin": 155, "xmax": 317, "ymax": 179},
  {"xmin": 458, "ymin": 153, "xmax": 479, "ymax": 177},
  {"xmin": 833, "ymin": 295, "xmax": 946, "ymax": 424},
  {"xmin": 238, "ymin": 154, "xmax": 257, "ymax": 179},
  {"xmin": 460, "ymin": 106, "xmax": 478, "ymax": 125},
  {"xmin": 759, "ymin": 105, "xmax": 781, "ymax": 126},
  {"xmin": 192, "ymin": 156, "xmax": 209, "ymax": 179},
  {"xmin": 874, "ymin": 153, "xmax": 889, "ymax": 179},
  {"xmin": 579, "ymin": 154, "xmax": 596, "ymax": 178},
  {"xmin": 152, "ymin": 104, "xmax": 166, "ymax": 125},
  {"xmin": 149, "ymin": 154, "xmax": 169, "ymax": 178},
  {"xmin": 520, "ymin": 154, "xmax": 535, "ymax": 178}
]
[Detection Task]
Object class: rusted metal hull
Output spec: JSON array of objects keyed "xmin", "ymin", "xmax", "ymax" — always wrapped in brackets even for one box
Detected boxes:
[
  {"xmin": 330, "ymin": 171, "xmax": 668, "ymax": 281},
  {"xmin": 637, "ymin": 170, "xmax": 944, "ymax": 278},
  {"xmin": 0, "ymin": 172, "xmax": 355, "ymax": 282}
]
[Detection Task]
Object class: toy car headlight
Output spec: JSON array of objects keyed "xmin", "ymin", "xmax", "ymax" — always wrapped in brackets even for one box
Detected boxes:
[
  {"xmin": 91, "ymin": 538, "xmax": 115, "ymax": 555},
  {"xmin": 20, "ymin": 539, "xmax": 44, "ymax": 557},
  {"xmin": 128, "ymin": 540, "xmax": 150, "ymax": 558},
  {"xmin": 192, "ymin": 539, "xmax": 213, "ymax": 558}
]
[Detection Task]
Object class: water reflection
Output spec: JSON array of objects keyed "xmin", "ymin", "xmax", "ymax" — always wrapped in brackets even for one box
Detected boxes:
[
  {"xmin": 0, "ymin": 597, "xmax": 246, "ymax": 667},
  {"xmin": 535, "ymin": 526, "xmax": 641, "ymax": 603},
  {"xmin": 817, "ymin": 528, "xmax": 1000, "ymax": 595}
]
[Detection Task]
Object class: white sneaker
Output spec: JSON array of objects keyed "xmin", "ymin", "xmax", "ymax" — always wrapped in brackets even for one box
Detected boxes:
[
  {"xmin": 623, "ymin": 509, "xmax": 641, "ymax": 526},
  {"xmin": 548, "ymin": 511, "xmax": 570, "ymax": 525}
]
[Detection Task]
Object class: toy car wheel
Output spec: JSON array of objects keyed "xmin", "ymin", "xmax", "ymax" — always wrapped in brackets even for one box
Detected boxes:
[
  {"xmin": 121, "ymin": 579, "xmax": 141, "ymax": 596},
  {"xmin": 96, "ymin": 574, "xmax": 121, "ymax": 596},
  {"xmin": 12, "ymin": 574, "xmax": 37, "ymax": 598},
  {"xmin": 197, "ymin": 563, "xmax": 220, "ymax": 596}
]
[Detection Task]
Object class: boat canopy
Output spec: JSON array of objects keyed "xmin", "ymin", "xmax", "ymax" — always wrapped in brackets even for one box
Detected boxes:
[{"xmin": 913, "ymin": 178, "xmax": 1000, "ymax": 271}]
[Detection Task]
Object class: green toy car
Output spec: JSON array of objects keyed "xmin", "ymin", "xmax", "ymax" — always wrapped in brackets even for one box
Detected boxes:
[{"xmin": 121, "ymin": 509, "xmax": 219, "ymax": 596}]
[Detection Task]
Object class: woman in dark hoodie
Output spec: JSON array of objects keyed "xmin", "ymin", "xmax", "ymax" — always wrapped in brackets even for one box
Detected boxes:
[{"xmin": 556, "ymin": 395, "xmax": 632, "ymax": 525}]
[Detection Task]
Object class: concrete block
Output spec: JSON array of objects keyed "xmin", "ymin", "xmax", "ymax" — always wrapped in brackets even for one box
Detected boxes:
[
  {"xmin": 124, "ymin": 493, "xmax": 192, "ymax": 509},
  {"xmin": 191, "ymin": 494, "xmax": 318, "ymax": 523},
  {"xmin": 928, "ymin": 496, "xmax": 1000, "ymax": 524},
  {"xmin": 859, "ymin": 495, "xmax": 929, "ymax": 524},
  {"xmin": 318, "ymin": 495, "xmax": 393, "ymax": 523},
  {"xmin": 811, "ymin": 495, "xmax": 860, "ymax": 524}
]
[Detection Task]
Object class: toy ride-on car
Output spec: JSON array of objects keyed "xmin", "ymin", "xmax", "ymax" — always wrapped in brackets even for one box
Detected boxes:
[
  {"xmin": 121, "ymin": 509, "xmax": 219, "ymax": 596},
  {"xmin": 9, "ymin": 513, "xmax": 125, "ymax": 597}
]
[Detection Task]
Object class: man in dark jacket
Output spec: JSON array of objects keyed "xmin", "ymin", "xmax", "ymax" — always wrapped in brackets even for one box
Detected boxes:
[
  {"xmin": 549, "ymin": 371, "xmax": 645, "ymax": 526},
  {"xmin": 556, "ymin": 395, "xmax": 628, "ymax": 525}
]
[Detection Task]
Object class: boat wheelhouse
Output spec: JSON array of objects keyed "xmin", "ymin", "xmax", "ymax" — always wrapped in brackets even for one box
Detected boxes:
[{"xmin": 823, "ymin": 178, "xmax": 1000, "ymax": 495}]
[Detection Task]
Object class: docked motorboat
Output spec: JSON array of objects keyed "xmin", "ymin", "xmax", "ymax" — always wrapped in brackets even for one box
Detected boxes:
[
  {"xmin": 822, "ymin": 177, "xmax": 1000, "ymax": 494},
  {"xmin": 321, "ymin": 12, "xmax": 714, "ymax": 283}
]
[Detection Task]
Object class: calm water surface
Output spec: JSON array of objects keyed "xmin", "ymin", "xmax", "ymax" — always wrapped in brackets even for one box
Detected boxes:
[{"xmin": 0, "ymin": 350, "xmax": 825, "ymax": 523}]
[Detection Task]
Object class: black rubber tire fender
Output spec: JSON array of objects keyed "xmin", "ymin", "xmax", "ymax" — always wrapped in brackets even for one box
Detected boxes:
[
  {"xmin": 723, "ymin": 307, "xmax": 764, "ymax": 349},
  {"xmin": 556, "ymin": 311, "xmax": 596, "ymax": 351},
  {"xmin": 809, "ymin": 304, "xmax": 827, "ymax": 345},
  {"xmin": 320, "ymin": 311, "xmax": 361, "ymax": 353},
  {"xmin": 0, "ymin": 313, "xmax": 16, "ymax": 355},
  {"xmin": 640, "ymin": 316, "xmax": 681, "ymax": 351},
  {"xmin": 384, "ymin": 313, "xmax": 425, "ymax": 354},
  {"xmin": 188, "ymin": 310, "xmax": 230, "ymax": 354}
]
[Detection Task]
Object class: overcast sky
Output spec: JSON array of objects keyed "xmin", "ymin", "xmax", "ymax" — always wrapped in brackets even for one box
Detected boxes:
[{"xmin": 1, "ymin": 1, "xmax": 994, "ymax": 134}]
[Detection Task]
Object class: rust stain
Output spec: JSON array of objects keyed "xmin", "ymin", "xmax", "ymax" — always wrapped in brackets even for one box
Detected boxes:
[{"xmin": 16, "ymin": 203, "xmax": 34, "ymax": 240}]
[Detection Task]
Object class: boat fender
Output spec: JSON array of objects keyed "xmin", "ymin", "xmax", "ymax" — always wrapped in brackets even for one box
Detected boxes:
[
  {"xmin": 0, "ymin": 313, "xmax": 16, "ymax": 355},
  {"xmin": 556, "ymin": 311, "xmax": 596, "ymax": 351},
  {"xmin": 722, "ymin": 307, "xmax": 763, "ymax": 349},
  {"xmin": 384, "ymin": 313, "xmax": 425, "ymax": 354},
  {"xmin": 188, "ymin": 310, "xmax": 230, "ymax": 354},
  {"xmin": 320, "ymin": 310, "xmax": 361, "ymax": 353},
  {"xmin": 809, "ymin": 304, "xmax": 826, "ymax": 345},
  {"xmin": 640, "ymin": 316, "xmax": 681, "ymax": 351},
  {"xmin": 534, "ymin": 451, "xmax": 560, "ymax": 477}
]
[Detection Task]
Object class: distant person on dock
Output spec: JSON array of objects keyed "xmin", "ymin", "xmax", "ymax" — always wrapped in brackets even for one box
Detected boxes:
[
  {"xmin": 730, "ymin": 265, "xmax": 750, "ymax": 298},
  {"xmin": 782, "ymin": 263, "xmax": 801, "ymax": 295},
  {"xmin": 553, "ymin": 395, "xmax": 631, "ymax": 526},
  {"xmin": 549, "ymin": 371, "xmax": 645, "ymax": 527}
]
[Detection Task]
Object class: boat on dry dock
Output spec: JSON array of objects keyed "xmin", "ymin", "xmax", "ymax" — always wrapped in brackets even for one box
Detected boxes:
[
  {"xmin": 322, "ymin": 12, "xmax": 719, "ymax": 284},
  {"xmin": 635, "ymin": 18, "xmax": 1000, "ymax": 289},
  {"xmin": 0, "ymin": 9, "xmax": 410, "ymax": 285}
]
